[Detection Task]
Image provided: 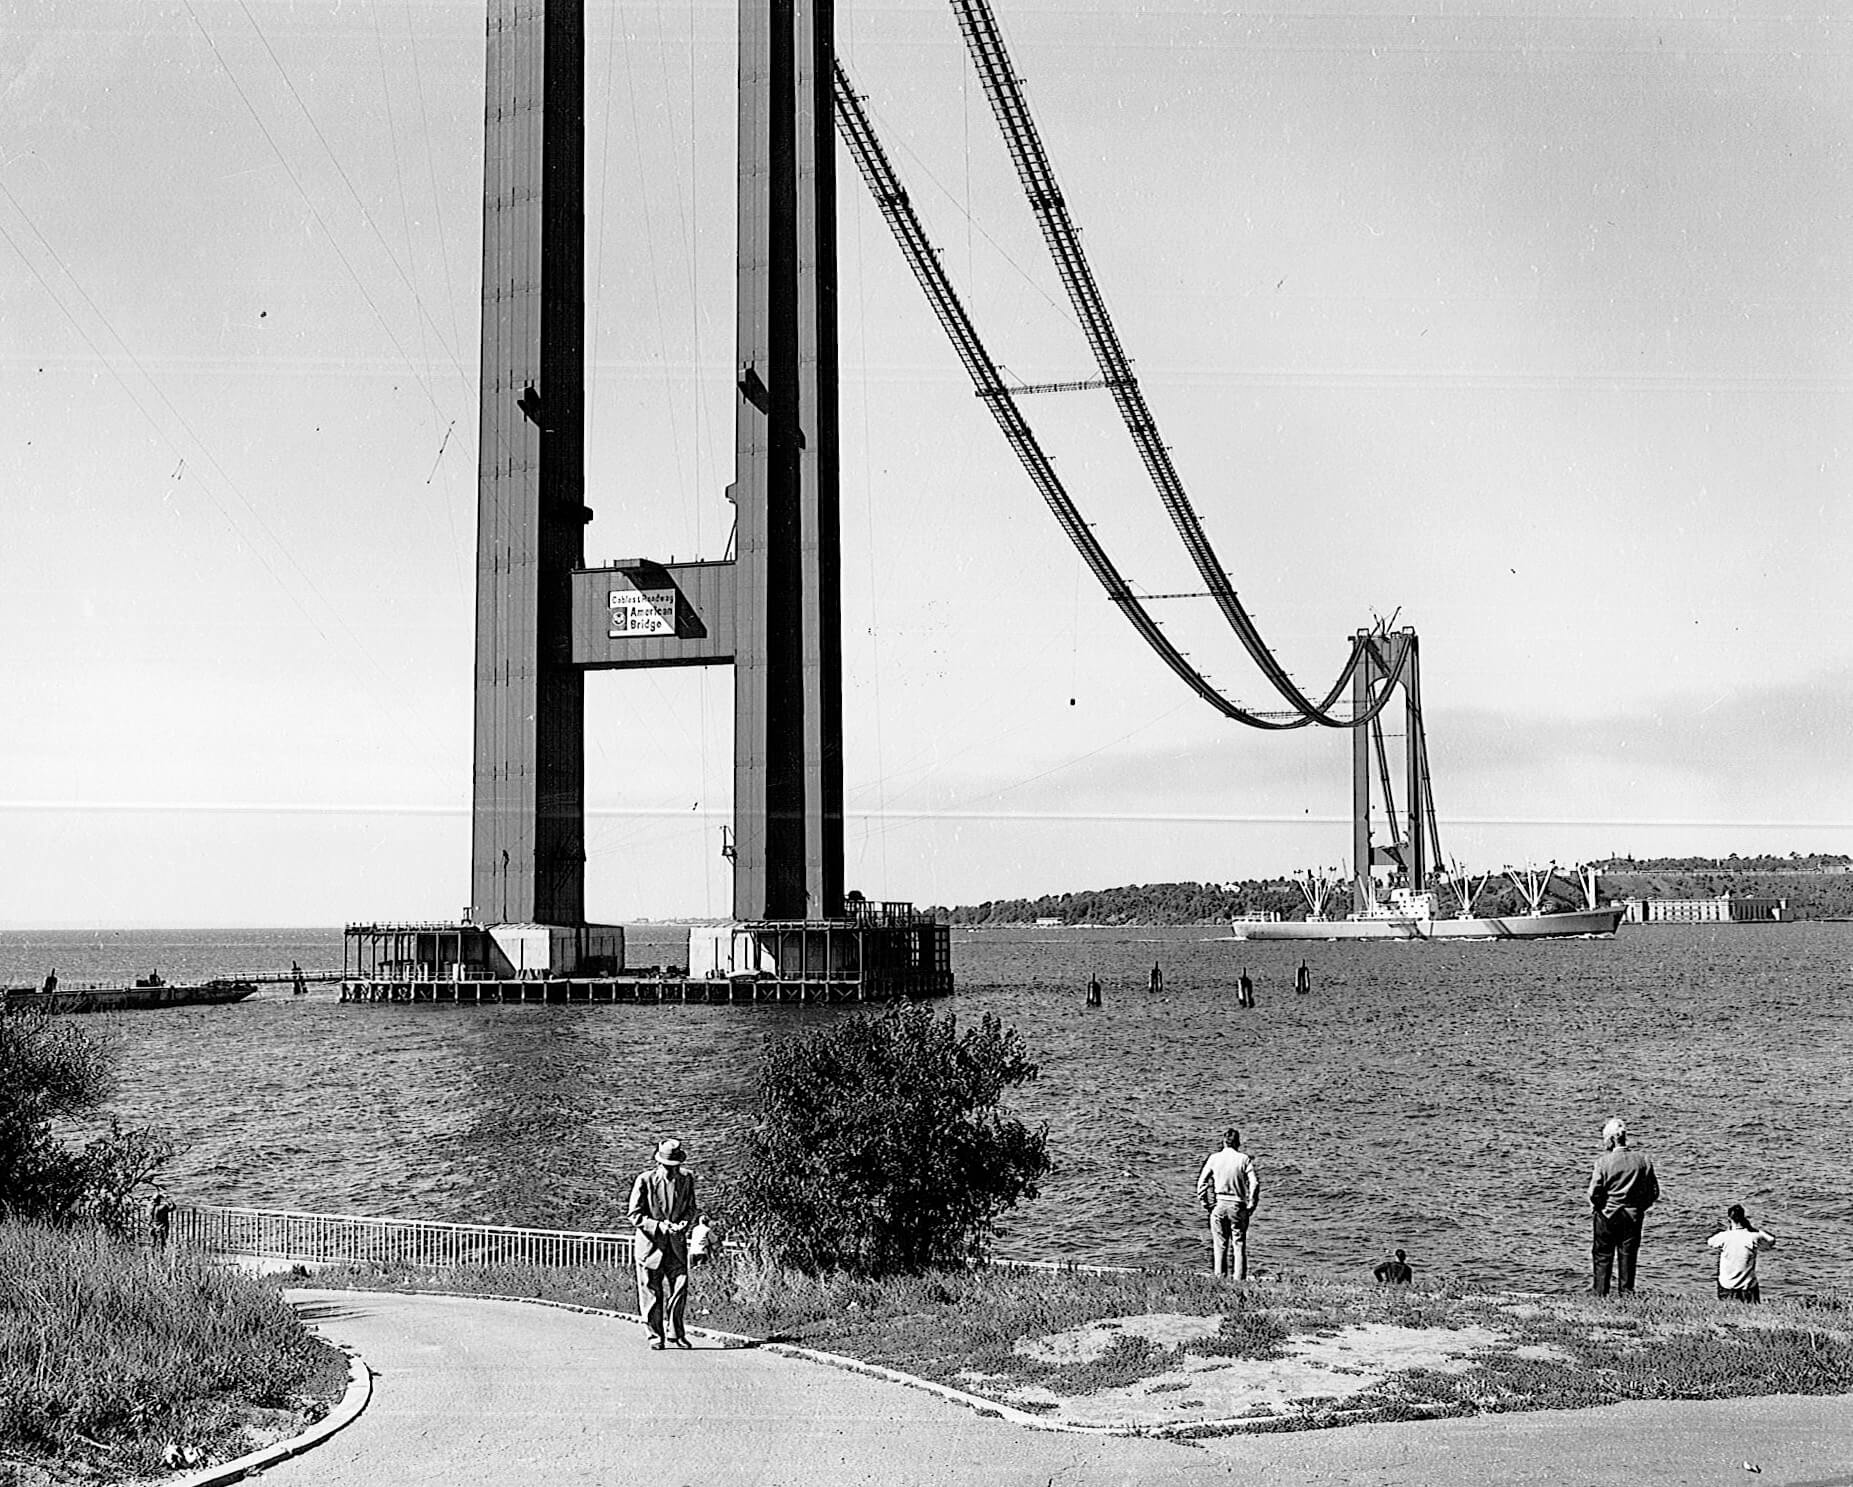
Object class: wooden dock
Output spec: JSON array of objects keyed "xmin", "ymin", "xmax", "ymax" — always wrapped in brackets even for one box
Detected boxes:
[{"xmin": 340, "ymin": 972, "xmax": 952, "ymax": 1006}]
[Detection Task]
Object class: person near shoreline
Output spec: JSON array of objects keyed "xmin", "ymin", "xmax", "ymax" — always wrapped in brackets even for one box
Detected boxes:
[
  {"xmin": 1194, "ymin": 1128, "xmax": 1261, "ymax": 1280},
  {"xmin": 627, "ymin": 1138, "xmax": 698, "ymax": 1350},
  {"xmin": 148, "ymin": 1186, "xmax": 174, "ymax": 1249},
  {"xmin": 1708, "ymin": 1204, "xmax": 1775, "ymax": 1303},
  {"xmin": 1587, "ymin": 1116, "xmax": 1660, "ymax": 1296},
  {"xmin": 1149, "ymin": 962, "xmax": 1163, "ymax": 993},
  {"xmin": 41, "ymin": 968, "xmax": 57, "ymax": 994},
  {"xmin": 1373, "ymin": 1248, "xmax": 1412, "ymax": 1284}
]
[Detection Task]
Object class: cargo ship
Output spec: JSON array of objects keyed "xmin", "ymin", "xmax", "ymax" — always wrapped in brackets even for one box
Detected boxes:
[
  {"xmin": 3, "ymin": 975, "xmax": 260, "ymax": 1015},
  {"xmin": 1232, "ymin": 868, "xmax": 1625, "ymax": 942}
]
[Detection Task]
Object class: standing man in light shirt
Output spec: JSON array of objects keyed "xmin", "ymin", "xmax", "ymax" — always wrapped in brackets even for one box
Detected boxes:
[
  {"xmin": 1587, "ymin": 1116, "xmax": 1660, "ymax": 1296},
  {"xmin": 1195, "ymin": 1128, "xmax": 1261, "ymax": 1280}
]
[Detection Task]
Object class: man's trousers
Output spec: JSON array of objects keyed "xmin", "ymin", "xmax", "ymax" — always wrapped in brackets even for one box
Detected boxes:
[{"xmin": 637, "ymin": 1261, "xmax": 689, "ymax": 1341}]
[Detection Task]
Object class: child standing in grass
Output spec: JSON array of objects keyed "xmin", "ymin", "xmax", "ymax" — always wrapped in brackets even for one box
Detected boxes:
[{"xmin": 1708, "ymin": 1204, "xmax": 1776, "ymax": 1302}]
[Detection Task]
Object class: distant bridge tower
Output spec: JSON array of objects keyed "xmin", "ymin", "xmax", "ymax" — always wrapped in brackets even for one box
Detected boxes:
[
  {"xmin": 1349, "ymin": 627, "xmax": 1440, "ymax": 913},
  {"xmin": 463, "ymin": 0, "xmax": 946, "ymax": 993}
]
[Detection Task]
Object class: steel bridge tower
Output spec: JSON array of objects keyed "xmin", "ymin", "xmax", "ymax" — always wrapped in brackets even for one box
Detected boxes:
[
  {"xmin": 461, "ymin": 0, "xmax": 947, "ymax": 993},
  {"xmin": 1348, "ymin": 627, "xmax": 1440, "ymax": 913}
]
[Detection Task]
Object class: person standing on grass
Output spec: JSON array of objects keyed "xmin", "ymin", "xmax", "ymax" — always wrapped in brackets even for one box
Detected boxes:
[
  {"xmin": 1708, "ymin": 1204, "xmax": 1775, "ymax": 1303},
  {"xmin": 1587, "ymin": 1116, "xmax": 1660, "ymax": 1296},
  {"xmin": 628, "ymin": 1138, "xmax": 698, "ymax": 1350},
  {"xmin": 1195, "ymin": 1128, "xmax": 1261, "ymax": 1280},
  {"xmin": 148, "ymin": 1186, "xmax": 174, "ymax": 1249}
]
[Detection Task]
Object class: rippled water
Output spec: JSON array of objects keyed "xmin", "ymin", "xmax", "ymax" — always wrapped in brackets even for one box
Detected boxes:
[{"xmin": 7, "ymin": 922, "xmax": 1849, "ymax": 1296}]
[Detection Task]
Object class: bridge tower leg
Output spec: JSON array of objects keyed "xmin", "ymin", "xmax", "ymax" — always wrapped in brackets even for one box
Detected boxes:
[
  {"xmin": 1351, "ymin": 630, "xmax": 1376, "ymax": 915},
  {"xmin": 731, "ymin": 0, "xmax": 844, "ymax": 922},
  {"xmin": 469, "ymin": 0, "xmax": 587, "ymax": 927}
]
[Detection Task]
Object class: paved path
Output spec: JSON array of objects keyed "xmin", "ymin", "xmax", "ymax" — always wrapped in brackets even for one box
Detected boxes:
[{"xmin": 272, "ymin": 1290, "xmax": 1853, "ymax": 1487}]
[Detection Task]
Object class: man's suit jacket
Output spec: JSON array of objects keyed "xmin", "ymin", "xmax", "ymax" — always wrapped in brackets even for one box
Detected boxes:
[{"xmin": 627, "ymin": 1165, "xmax": 697, "ymax": 1271}]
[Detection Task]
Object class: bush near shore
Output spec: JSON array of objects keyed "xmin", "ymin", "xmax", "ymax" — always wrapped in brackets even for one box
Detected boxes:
[
  {"xmin": 0, "ymin": 1221, "xmax": 348, "ymax": 1485},
  {"xmin": 308, "ymin": 1250, "xmax": 1853, "ymax": 1430}
]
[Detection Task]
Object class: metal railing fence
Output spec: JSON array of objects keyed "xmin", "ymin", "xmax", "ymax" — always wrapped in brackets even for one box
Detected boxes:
[{"xmin": 176, "ymin": 1204, "xmax": 630, "ymax": 1269}]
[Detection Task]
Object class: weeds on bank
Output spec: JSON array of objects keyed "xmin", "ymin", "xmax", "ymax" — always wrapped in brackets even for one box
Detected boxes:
[
  {"xmin": 0, "ymin": 1220, "xmax": 346, "ymax": 1483},
  {"xmin": 309, "ymin": 1253, "xmax": 1853, "ymax": 1429}
]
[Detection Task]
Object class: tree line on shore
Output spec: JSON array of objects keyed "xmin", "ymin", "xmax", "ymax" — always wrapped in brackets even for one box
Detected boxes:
[{"xmin": 939, "ymin": 857, "xmax": 1853, "ymax": 924}]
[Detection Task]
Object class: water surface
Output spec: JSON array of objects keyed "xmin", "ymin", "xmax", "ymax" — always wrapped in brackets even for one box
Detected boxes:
[{"xmin": 6, "ymin": 922, "xmax": 1847, "ymax": 1295}]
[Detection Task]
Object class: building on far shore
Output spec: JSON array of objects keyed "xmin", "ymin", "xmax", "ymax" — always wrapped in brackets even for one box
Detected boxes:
[{"xmin": 1622, "ymin": 894, "xmax": 1789, "ymax": 924}]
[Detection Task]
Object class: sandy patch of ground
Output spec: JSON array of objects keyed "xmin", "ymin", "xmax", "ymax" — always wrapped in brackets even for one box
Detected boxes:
[
  {"xmin": 1000, "ymin": 1320, "xmax": 1510, "ymax": 1427},
  {"xmin": 1013, "ymin": 1312, "xmax": 1225, "ymax": 1364}
]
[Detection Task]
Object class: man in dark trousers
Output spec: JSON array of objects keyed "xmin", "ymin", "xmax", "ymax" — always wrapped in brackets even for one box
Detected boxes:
[
  {"xmin": 1588, "ymin": 1116, "xmax": 1660, "ymax": 1296},
  {"xmin": 628, "ymin": 1138, "xmax": 699, "ymax": 1349}
]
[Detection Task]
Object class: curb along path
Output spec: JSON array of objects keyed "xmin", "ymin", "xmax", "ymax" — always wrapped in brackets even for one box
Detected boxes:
[{"xmin": 174, "ymin": 1350, "xmax": 371, "ymax": 1487}]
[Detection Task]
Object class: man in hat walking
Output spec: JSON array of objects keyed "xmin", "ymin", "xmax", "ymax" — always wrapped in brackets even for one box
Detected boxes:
[{"xmin": 628, "ymin": 1137, "xmax": 698, "ymax": 1349}]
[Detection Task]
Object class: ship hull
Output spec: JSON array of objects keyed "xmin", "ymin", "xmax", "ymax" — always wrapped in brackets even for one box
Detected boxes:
[
  {"xmin": 1230, "ymin": 907, "xmax": 1625, "ymax": 941},
  {"xmin": 2, "ymin": 981, "xmax": 260, "ymax": 1014}
]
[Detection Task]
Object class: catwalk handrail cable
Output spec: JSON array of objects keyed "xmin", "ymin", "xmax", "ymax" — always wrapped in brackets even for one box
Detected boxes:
[
  {"xmin": 832, "ymin": 64, "xmax": 1412, "ymax": 731},
  {"xmin": 947, "ymin": 0, "xmax": 1383, "ymax": 729}
]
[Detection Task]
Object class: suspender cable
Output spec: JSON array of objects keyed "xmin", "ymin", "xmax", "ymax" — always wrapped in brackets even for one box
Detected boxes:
[{"xmin": 833, "ymin": 63, "xmax": 1412, "ymax": 730}]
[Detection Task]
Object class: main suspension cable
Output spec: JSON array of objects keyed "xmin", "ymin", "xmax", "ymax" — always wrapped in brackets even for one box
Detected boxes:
[
  {"xmin": 832, "ymin": 63, "xmax": 1412, "ymax": 730},
  {"xmin": 947, "ymin": 0, "xmax": 1372, "ymax": 728}
]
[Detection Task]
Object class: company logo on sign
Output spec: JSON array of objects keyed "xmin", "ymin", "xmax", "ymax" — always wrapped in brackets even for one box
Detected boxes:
[{"xmin": 608, "ymin": 587, "xmax": 677, "ymax": 637}]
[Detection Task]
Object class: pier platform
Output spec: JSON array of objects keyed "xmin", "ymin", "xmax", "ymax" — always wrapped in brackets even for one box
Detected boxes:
[
  {"xmin": 341, "ymin": 904, "xmax": 954, "ymax": 1008},
  {"xmin": 340, "ymin": 970, "xmax": 950, "ymax": 1005}
]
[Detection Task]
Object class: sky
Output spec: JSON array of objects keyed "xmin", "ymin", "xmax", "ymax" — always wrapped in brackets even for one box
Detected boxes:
[{"xmin": 3, "ymin": 0, "xmax": 1850, "ymax": 927}]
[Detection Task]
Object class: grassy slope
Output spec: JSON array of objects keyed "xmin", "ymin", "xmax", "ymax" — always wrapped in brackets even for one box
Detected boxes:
[
  {"xmin": 306, "ymin": 1252, "xmax": 1853, "ymax": 1430},
  {"xmin": 0, "ymin": 1222, "xmax": 348, "ymax": 1484}
]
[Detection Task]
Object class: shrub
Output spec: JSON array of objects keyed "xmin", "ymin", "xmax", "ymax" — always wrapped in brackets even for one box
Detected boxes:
[
  {"xmin": 734, "ymin": 1004, "xmax": 1052, "ymax": 1275},
  {"xmin": 0, "ymin": 1009, "xmax": 173, "ymax": 1227},
  {"xmin": 0, "ymin": 1008, "xmax": 112, "ymax": 1217}
]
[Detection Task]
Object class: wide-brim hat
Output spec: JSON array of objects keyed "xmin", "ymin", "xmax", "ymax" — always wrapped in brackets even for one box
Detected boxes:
[{"xmin": 654, "ymin": 1138, "xmax": 687, "ymax": 1167}]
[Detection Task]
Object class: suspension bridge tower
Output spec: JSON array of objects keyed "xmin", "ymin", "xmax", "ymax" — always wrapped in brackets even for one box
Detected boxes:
[{"xmin": 436, "ymin": 0, "xmax": 948, "ymax": 995}]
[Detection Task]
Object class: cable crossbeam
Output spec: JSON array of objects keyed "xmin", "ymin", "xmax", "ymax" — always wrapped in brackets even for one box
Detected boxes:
[
  {"xmin": 977, "ymin": 376, "xmax": 1126, "ymax": 398},
  {"xmin": 833, "ymin": 65, "xmax": 1412, "ymax": 731},
  {"xmin": 948, "ymin": 0, "xmax": 1377, "ymax": 728}
]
